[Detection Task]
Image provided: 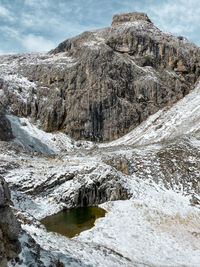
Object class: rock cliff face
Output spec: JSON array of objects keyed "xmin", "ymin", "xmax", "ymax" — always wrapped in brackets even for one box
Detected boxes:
[
  {"xmin": 0, "ymin": 12, "xmax": 200, "ymax": 141},
  {"xmin": 0, "ymin": 177, "xmax": 21, "ymax": 267}
]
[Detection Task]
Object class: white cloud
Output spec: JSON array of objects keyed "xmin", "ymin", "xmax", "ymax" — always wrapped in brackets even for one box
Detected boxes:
[
  {"xmin": 24, "ymin": 0, "xmax": 49, "ymax": 8},
  {"xmin": 22, "ymin": 34, "xmax": 56, "ymax": 52},
  {"xmin": 0, "ymin": 5, "xmax": 9, "ymax": 16},
  {"xmin": 0, "ymin": 0, "xmax": 200, "ymax": 54},
  {"xmin": 149, "ymin": 0, "xmax": 200, "ymax": 35},
  {"xmin": 0, "ymin": 4, "xmax": 14, "ymax": 21},
  {"xmin": 0, "ymin": 49, "xmax": 5, "ymax": 55},
  {"xmin": 0, "ymin": 26, "xmax": 20, "ymax": 39},
  {"xmin": 24, "ymin": 0, "xmax": 36, "ymax": 5},
  {"xmin": 0, "ymin": 25, "xmax": 56, "ymax": 52}
]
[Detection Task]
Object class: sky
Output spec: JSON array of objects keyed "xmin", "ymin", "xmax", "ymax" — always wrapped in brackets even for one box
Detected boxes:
[{"xmin": 0, "ymin": 0, "xmax": 200, "ymax": 54}]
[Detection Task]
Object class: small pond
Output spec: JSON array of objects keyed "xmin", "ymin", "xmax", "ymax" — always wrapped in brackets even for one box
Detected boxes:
[{"xmin": 41, "ymin": 206, "xmax": 106, "ymax": 238}]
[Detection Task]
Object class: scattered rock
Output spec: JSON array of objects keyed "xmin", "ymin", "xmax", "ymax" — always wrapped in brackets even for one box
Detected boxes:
[
  {"xmin": 102, "ymin": 155, "xmax": 134, "ymax": 175},
  {"xmin": 21, "ymin": 121, "xmax": 27, "ymax": 126},
  {"xmin": 190, "ymin": 194, "xmax": 200, "ymax": 206}
]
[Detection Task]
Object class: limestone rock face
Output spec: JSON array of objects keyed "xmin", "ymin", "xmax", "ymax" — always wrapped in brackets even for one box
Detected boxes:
[
  {"xmin": 0, "ymin": 177, "xmax": 21, "ymax": 267},
  {"xmin": 1, "ymin": 12, "xmax": 200, "ymax": 141}
]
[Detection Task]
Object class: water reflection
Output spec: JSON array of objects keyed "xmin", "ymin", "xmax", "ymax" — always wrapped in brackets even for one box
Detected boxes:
[{"xmin": 41, "ymin": 206, "xmax": 106, "ymax": 238}]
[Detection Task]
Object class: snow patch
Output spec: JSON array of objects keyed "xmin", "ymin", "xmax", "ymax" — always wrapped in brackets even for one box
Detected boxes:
[{"xmin": 7, "ymin": 115, "xmax": 93, "ymax": 155}]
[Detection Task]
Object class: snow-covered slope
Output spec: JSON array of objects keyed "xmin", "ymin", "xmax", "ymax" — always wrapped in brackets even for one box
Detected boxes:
[
  {"xmin": 77, "ymin": 185, "xmax": 200, "ymax": 267},
  {"xmin": 1, "ymin": 76, "xmax": 199, "ymax": 266},
  {"xmin": 6, "ymin": 115, "xmax": 93, "ymax": 155},
  {"xmin": 102, "ymin": 81, "xmax": 200, "ymax": 147},
  {"xmin": 1, "ymin": 80, "xmax": 199, "ymax": 266},
  {"xmin": 19, "ymin": 170, "xmax": 200, "ymax": 267},
  {"xmin": 1, "ymin": 130, "xmax": 199, "ymax": 266}
]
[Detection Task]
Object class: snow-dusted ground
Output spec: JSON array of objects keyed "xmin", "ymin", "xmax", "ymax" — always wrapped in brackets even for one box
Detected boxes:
[
  {"xmin": 3, "ymin": 133, "xmax": 200, "ymax": 266},
  {"xmin": 78, "ymin": 187, "xmax": 200, "ymax": 266},
  {"xmin": 8, "ymin": 149, "xmax": 200, "ymax": 266},
  {"xmin": 19, "ymin": 177, "xmax": 200, "ymax": 267},
  {"xmin": 0, "ymin": 77, "xmax": 199, "ymax": 266},
  {"xmin": 7, "ymin": 115, "xmax": 93, "ymax": 155}
]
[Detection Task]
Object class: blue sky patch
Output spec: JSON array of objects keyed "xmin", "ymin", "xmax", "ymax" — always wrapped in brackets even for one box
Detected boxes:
[{"xmin": 0, "ymin": 0, "xmax": 199, "ymax": 54}]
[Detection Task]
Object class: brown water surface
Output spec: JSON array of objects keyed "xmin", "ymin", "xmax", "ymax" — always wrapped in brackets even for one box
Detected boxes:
[{"xmin": 41, "ymin": 206, "xmax": 106, "ymax": 238}]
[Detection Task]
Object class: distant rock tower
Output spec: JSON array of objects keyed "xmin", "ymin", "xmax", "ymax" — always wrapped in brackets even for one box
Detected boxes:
[{"xmin": 111, "ymin": 12, "xmax": 152, "ymax": 26}]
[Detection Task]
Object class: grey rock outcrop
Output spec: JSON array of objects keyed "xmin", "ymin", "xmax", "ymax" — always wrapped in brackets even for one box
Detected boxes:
[
  {"xmin": 102, "ymin": 155, "xmax": 134, "ymax": 175},
  {"xmin": 0, "ymin": 105, "xmax": 13, "ymax": 141},
  {"xmin": 0, "ymin": 177, "xmax": 11, "ymax": 206},
  {"xmin": 1, "ymin": 12, "xmax": 200, "ymax": 142},
  {"xmin": 0, "ymin": 176, "xmax": 21, "ymax": 267},
  {"xmin": 71, "ymin": 172, "xmax": 129, "ymax": 207}
]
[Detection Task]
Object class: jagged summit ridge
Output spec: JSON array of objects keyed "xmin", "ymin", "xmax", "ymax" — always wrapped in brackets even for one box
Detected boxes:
[{"xmin": 111, "ymin": 12, "xmax": 152, "ymax": 26}]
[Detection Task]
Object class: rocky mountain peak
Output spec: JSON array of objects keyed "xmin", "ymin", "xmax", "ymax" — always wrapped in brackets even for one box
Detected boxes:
[
  {"xmin": 0, "ymin": 12, "xmax": 200, "ymax": 142},
  {"xmin": 111, "ymin": 11, "xmax": 152, "ymax": 26}
]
